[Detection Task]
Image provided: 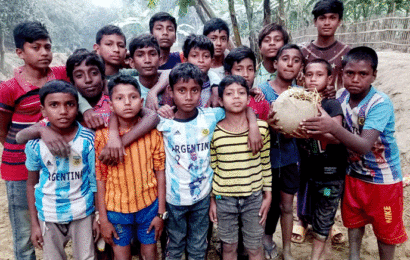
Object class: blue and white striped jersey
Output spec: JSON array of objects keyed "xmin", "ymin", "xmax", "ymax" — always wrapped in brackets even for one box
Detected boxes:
[{"xmin": 25, "ymin": 123, "xmax": 97, "ymax": 223}]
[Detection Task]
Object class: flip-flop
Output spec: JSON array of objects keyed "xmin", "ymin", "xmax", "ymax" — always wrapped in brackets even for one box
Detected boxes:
[
  {"xmin": 263, "ymin": 241, "xmax": 279, "ymax": 259},
  {"xmin": 331, "ymin": 226, "xmax": 346, "ymax": 244},
  {"xmin": 291, "ymin": 222, "xmax": 307, "ymax": 244}
]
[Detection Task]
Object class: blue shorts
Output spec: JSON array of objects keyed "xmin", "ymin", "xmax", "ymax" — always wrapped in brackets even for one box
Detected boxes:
[{"xmin": 107, "ymin": 199, "xmax": 158, "ymax": 246}]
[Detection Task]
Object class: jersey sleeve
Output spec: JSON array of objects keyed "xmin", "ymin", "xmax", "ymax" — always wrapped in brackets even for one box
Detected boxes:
[
  {"xmin": 25, "ymin": 140, "xmax": 41, "ymax": 172},
  {"xmin": 211, "ymin": 107, "xmax": 225, "ymax": 122},
  {"xmin": 94, "ymin": 129, "xmax": 108, "ymax": 181},
  {"xmin": 78, "ymin": 93, "xmax": 93, "ymax": 114},
  {"xmin": 156, "ymin": 116, "xmax": 169, "ymax": 132},
  {"xmin": 363, "ymin": 99, "xmax": 394, "ymax": 132},
  {"xmin": 208, "ymin": 71, "xmax": 221, "ymax": 86}
]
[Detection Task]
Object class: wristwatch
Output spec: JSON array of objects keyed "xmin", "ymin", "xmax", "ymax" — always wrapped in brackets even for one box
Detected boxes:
[{"xmin": 157, "ymin": 211, "xmax": 169, "ymax": 220}]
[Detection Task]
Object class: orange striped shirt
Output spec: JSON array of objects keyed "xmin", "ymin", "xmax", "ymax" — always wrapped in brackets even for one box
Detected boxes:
[{"xmin": 95, "ymin": 127, "xmax": 165, "ymax": 213}]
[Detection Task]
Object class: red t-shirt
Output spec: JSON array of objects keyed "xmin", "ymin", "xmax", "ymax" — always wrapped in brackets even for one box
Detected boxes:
[
  {"xmin": 248, "ymin": 97, "xmax": 270, "ymax": 121},
  {"xmin": 0, "ymin": 66, "xmax": 69, "ymax": 181},
  {"xmin": 92, "ymin": 94, "xmax": 111, "ymax": 125}
]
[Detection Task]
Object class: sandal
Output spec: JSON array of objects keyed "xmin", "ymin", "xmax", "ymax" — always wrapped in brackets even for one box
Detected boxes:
[
  {"xmin": 291, "ymin": 221, "xmax": 307, "ymax": 244},
  {"xmin": 331, "ymin": 226, "xmax": 346, "ymax": 244},
  {"xmin": 263, "ymin": 241, "xmax": 279, "ymax": 259}
]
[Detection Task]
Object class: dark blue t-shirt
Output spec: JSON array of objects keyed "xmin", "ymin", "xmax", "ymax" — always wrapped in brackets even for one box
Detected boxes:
[{"xmin": 159, "ymin": 52, "xmax": 182, "ymax": 70}]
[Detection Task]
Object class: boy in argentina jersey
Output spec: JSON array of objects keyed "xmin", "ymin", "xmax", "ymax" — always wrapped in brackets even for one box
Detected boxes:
[
  {"xmin": 157, "ymin": 63, "xmax": 262, "ymax": 260},
  {"xmin": 24, "ymin": 81, "xmax": 98, "ymax": 260}
]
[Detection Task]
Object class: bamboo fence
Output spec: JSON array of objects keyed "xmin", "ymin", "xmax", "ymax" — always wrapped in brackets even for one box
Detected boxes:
[{"xmin": 291, "ymin": 15, "xmax": 410, "ymax": 52}]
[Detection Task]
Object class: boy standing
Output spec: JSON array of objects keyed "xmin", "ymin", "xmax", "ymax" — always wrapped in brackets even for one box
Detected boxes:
[
  {"xmin": 203, "ymin": 18, "xmax": 230, "ymax": 79},
  {"xmin": 301, "ymin": 0, "xmax": 350, "ymax": 90},
  {"xmin": 149, "ymin": 12, "xmax": 182, "ymax": 70},
  {"xmin": 25, "ymin": 81, "xmax": 98, "ymax": 259},
  {"xmin": 0, "ymin": 21, "xmax": 69, "ymax": 260},
  {"xmin": 295, "ymin": 59, "xmax": 346, "ymax": 260},
  {"xmin": 254, "ymin": 23, "xmax": 289, "ymax": 88},
  {"xmin": 95, "ymin": 75, "xmax": 166, "ymax": 260},
  {"xmin": 302, "ymin": 47, "xmax": 408, "ymax": 260},
  {"xmin": 209, "ymin": 75, "xmax": 272, "ymax": 260}
]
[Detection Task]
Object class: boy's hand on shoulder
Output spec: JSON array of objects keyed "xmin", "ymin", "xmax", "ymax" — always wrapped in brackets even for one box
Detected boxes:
[
  {"xmin": 100, "ymin": 219, "xmax": 119, "ymax": 246},
  {"xmin": 248, "ymin": 124, "xmax": 263, "ymax": 155},
  {"xmin": 250, "ymin": 88, "xmax": 265, "ymax": 103},
  {"xmin": 259, "ymin": 191, "xmax": 272, "ymax": 225},
  {"xmin": 83, "ymin": 109, "xmax": 105, "ymax": 129},
  {"xmin": 157, "ymin": 105, "xmax": 176, "ymax": 119},
  {"xmin": 207, "ymin": 86, "xmax": 220, "ymax": 108},
  {"xmin": 41, "ymin": 127, "xmax": 70, "ymax": 157},
  {"xmin": 99, "ymin": 133, "xmax": 126, "ymax": 166},
  {"xmin": 301, "ymin": 106, "xmax": 334, "ymax": 135},
  {"xmin": 148, "ymin": 216, "xmax": 164, "ymax": 241},
  {"xmin": 30, "ymin": 223, "xmax": 43, "ymax": 249},
  {"xmin": 209, "ymin": 196, "xmax": 218, "ymax": 224}
]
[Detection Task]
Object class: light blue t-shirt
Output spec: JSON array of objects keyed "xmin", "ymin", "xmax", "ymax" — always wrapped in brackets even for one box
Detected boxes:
[
  {"xmin": 25, "ymin": 123, "xmax": 96, "ymax": 223},
  {"xmin": 259, "ymin": 81, "xmax": 299, "ymax": 168},
  {"xmin": 337, "ymin": 86, "xmax": 401, "ymax": 184},
  {"xmin": 157, "ymin": 107, "xmax": 225, "ymax": 206}
]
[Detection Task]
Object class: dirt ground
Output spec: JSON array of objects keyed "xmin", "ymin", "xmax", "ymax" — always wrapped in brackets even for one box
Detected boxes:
[{"xmin": 0, "ymin": 51, "xmax": 410, "ymax": 259}]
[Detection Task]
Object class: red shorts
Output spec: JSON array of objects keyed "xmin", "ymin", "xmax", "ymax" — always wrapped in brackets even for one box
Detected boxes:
[{"xmin": 341, "ymin": 175, "xmax": 407, "ymax": 245}]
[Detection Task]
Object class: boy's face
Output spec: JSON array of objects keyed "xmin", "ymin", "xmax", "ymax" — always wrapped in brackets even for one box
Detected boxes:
[
  {"xmin": 207, "ymin": 30, "xmax": 228, "ymax": 58},
  {"xmin": 230, "ymin": 58, "xmax": 255, "ymax": 88},
  {"xmin": 314, "ymin": 13, "xmax": 341, "ymax": 38},
  {"xmin": 171, "ymin": 79, "xmax": 201, "ymax": 114},
  {"xmin": 274, "ymin": 49, "xmax": 303, "ymax": 81},
  {"xmin": 343, "ymin": 60, "xmax": 376, "ymax": 96},
  {"xmin": 72, "ymin": 60, "xmax": 104, "ymax": 99},
  {"xmin": 304, "ymin": 63, "xmax": 332, "ymax": 93},
  {"xmin": 110, "ymin": 84, "xmax": 143, "ymax": 120},
  {"xmin": 260, "ymin": 30, "xmax": 285, "ymax": 58},
  {"xmin": 130, "ymin": 46, "xmax": 160, "ymax": 77},
  {"xmin": 41, "ymin": 93, "xmax": 78, "ymax": 130},
  {"xmin": 94, "ymin": 34, "xmax": 127, "ymax": 67},
  {"xmin": 220, "ymin": 83, "xmax": 249, "ymax": 114},
  {"xmin": 187, "ymin": 48, "xmax": 212, "ymax": 73},
  {"xmin": 151, "ymin": 20, "xmax": 176, "ymax": 49},
  {"xmin": 16, "ymin": 38, "xmax": 53, "ymax": 70}
]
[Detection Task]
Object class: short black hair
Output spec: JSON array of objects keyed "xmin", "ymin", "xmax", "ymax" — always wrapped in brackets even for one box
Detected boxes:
[
  {"xmin": 224, "ymin": 46, "xmax": 256, "ymax": 74},
  {"xmin": 203, "ymin": 18, "xmax": 230, "ymax": 39},
  {"xmin": 312, "ymin": 0, "xmax": 344, "ymax": 20},
  {"xmin": 39, "ymin": 80, "xmax": 78, "ymax": 106},
  {"xmin": 183, "ymin": 34, "xmax": 214, "ymax": 59},
  {"xmin": 342, "ymin": 46, "xmax": 378, "ymax": 71},
  {"xmin": 304, "ymin": 59, "xmax": 332, "ymax": 76},
  {"xmin": 66, "ymin": 48, "xmax": 105, "ymax": 83},
  {"xmin": 149, "ymin": 12, "xmax": 177, "ymax": 33},
  {"xmin": 169, "ymin": 63, "xmax": 204, "ymax": 90},
  {"xmin": 258, "ymin": 23, "xmax": 289, "ymax": 47},
  {"xmin": 129, "ymin": 34, "xmax": 160, "ymax": 58},
  {"xmin": 108, "ymin": 74, "xmax": 141, "ymax": 98},
  {"xmin": 13, "ymin": 21, "xmax": 50, "ymax": 49},
  {"xmin": 218, "ymin": 75, "xmax": 249, "ymax": 99},
  {"xmin": 276, "ymin": 44, "xmax": 305, "ymax": 65},
  {"xmin": 95, "ymin": 25, "xmax": 126, "ymax": 45}
]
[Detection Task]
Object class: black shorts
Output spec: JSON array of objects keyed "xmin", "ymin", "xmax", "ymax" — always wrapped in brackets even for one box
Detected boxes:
[
  {"xmin": 272, "ymin": 163, "xmax": 300, "ymax": 195},
  {"xmin": 311, "ymin": 179, "xmax": 344, "ymax": 240}
]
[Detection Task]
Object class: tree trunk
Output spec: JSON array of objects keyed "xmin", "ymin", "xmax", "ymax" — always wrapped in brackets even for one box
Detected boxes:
[
  {"xmin": 193, "ymin": 3, "xmax": 207, "ymax": 24},
  {"xmin": 0, "ymin": 29, "xmax": 4, "ymax": 71},
  {"xmin": 276, "ymin": 0, "xmax": 286, "ymax": 26},
  {"xmin": 243, "ymin": 0, "xmax": 259, "ymax": 62},
  {"xmin": 263, "ymin": 0, "xmax": 271, "ymax": 25},
  {"xmin": 228, "ymin": 0, "xmax": 242, "ymax": 46},
  {"xmin": 197, "ymin": 0, "xmax": 216, "ymax": 20}
]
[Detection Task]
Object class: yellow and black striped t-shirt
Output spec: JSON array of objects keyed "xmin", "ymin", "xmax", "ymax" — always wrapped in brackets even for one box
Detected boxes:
[{"xmin": 211, "ymin": 120, "xmax": 271, "ymax": 196}]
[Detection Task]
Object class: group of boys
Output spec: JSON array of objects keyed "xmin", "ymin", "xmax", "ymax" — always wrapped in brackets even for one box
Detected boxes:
[{"xmin": 0, "ymin": 0, "xmax": 407, "ymax": 260}]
